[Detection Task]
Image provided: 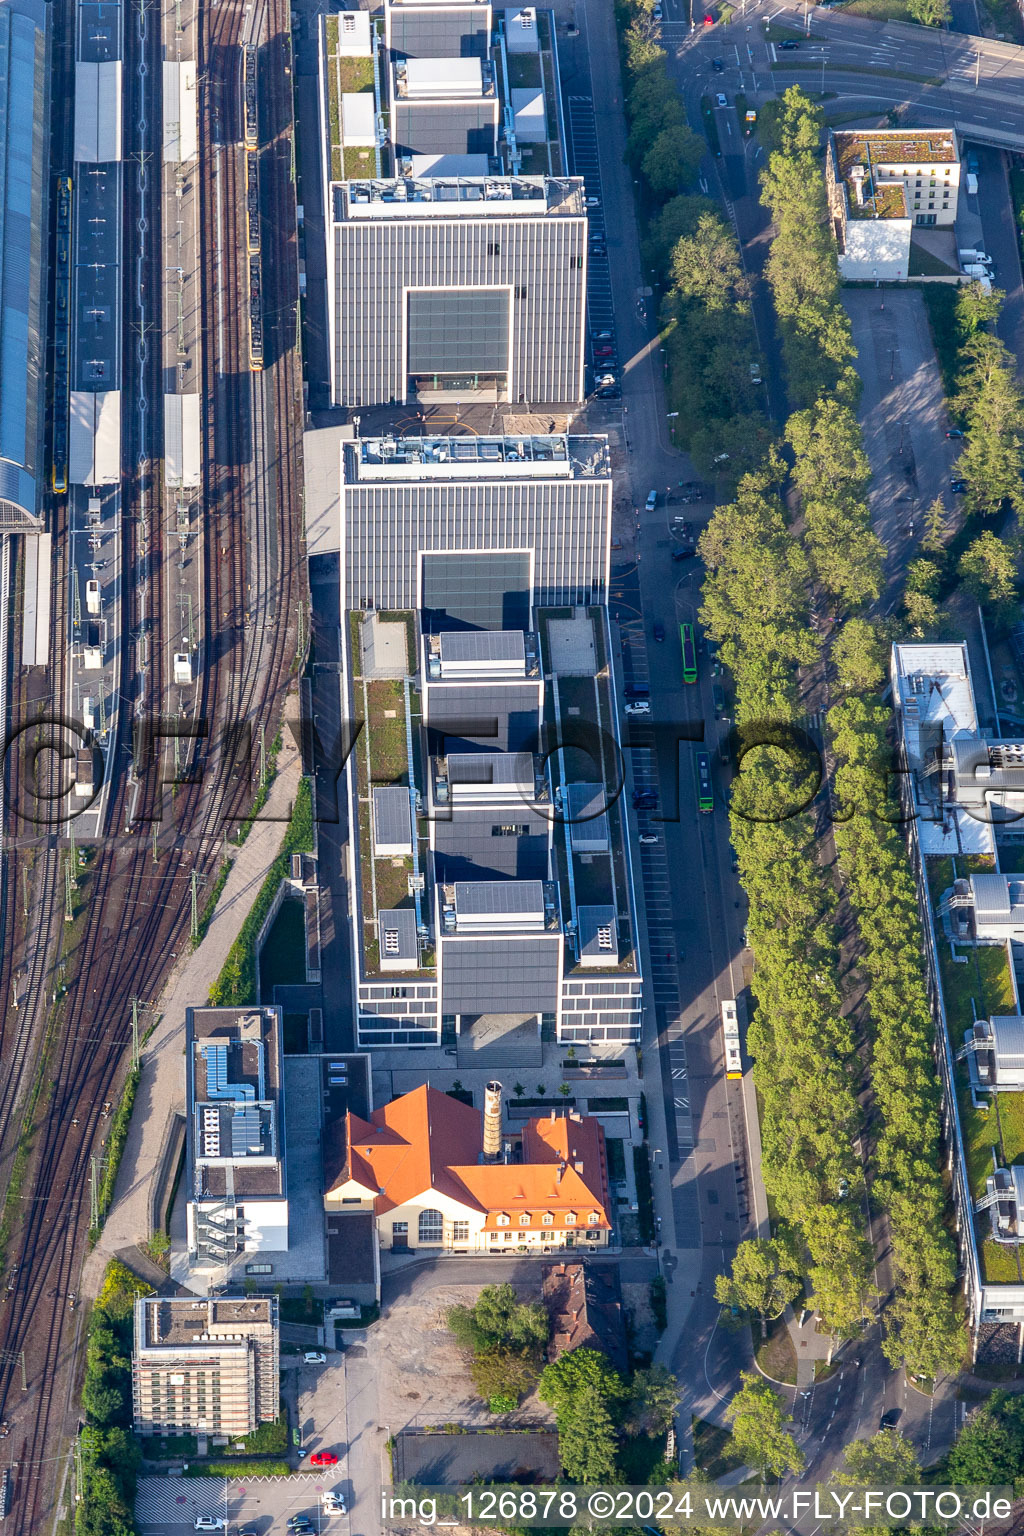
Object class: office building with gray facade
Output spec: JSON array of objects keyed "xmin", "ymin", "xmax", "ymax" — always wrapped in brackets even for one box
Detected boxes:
[
  {"xmin": 318, "ymin": 0, "xmax": 585, "ymax": 407},
  {"xmin": 341, "ymin": 434, "xmax": 642, "ymax": 1051},
  {"xmin": 326, "ymin": 176, "xmax": 587, "ymax": 407},
  {"xmin": 341, "ymin": 432, "xmax": 610, "ymax": 616}
]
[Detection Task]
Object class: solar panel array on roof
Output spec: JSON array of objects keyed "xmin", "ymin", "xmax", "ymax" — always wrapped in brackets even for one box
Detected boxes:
[
  {"xmin": 394, "ymin": 101, "xmax": 497, "ymax": 158},
  {"xmin": 426, "ymin": 684, "xmax": 540, "ymax": 753},
  {"xmin": 449, "ymin": 751, "xmax": 533, "ymax": 785},
  {"xmin": 440, "ymin": 935, "xmax": 560, "ymax": 1012},
  {"xmin": 433, "ymin": 805, "xmax": 549, "ymax": 881},
  {"xmin": 439, "ymin": 630, "xmax": 525, "ymax": 664},
  {"xmin": 373, "ymin": 785, "xmax": 414, "ymax": 853},
  {"xmin": 389, "ymin": 7, "xmax": 489, "ymax": 59},
  {"xmin": 422, "ymin": 551, "xmax": 530, "ymax": 634},
  {"xmin": 454, "ymin": 879, "xmax": 544, "ymax": 915}
]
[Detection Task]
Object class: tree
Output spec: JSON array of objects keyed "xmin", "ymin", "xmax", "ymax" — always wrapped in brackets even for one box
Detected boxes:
[
  {"xmin": 470, "ymin": 1344, "xmax": 542, "ymax": 1405},
  {"xmin": 832, "ymin": 618, "xmax": 886, "ymax": 694},
  {"xmin": 956, "ymin": 278, "xmax": 1003, "ymax": 336},
  {"xmin": 447, "ymin": 1283, "xmax": 549, "ymax": 1355},
  {"xmin": 921, "ymin": 495, "xmax": 948, "ymax": 554},
  {"xmin": 907, "ymin": 0, "xmax": 950, "ymax": 24},
  {"xmin": 670, "ymin": 212, "xmax": 746, "ymax": 311},
  {"xmin": 725, "ymin": 1371, "xmax": 805, "ymax": 1480},
  {"xmin": 81, "ymin": 1375, "xmax": 126, "ymax": 1428},
  {"xmin": 955, "ymin": 333, "xmax": 1024, "ymax": 517},
  {"xmin": 642, "ymin": 193, "xmax": 718, "ymax": 273},
  {"xmin": 714, "ymin": 1237, "xmax": 802, "ymax": 1330},
  {"xmin": 538, "ymin": 1347, "xmax": 626, "ymax": 1416},
  {"xmin": 836, "ymin": 1427, "xmax": 920, "ymax": 1488},
  {"xmin": 558, "ymin": 1385, "xmax": 621, "ymax": 1481},
  {"xmin": 947, "ymin": 1393, "xmax": 1024, "ymax": 1485},
  {"xmin": 903, "ymin": 588, "xmax": 941, "ymax": 640},
  {"xmin": 804, "ymin": 1204, "xmax": 876, "ymax": 1338},
  {"xmin": 623, "ymin": 1364, "xmax": 681, "ymax": 1437},
  {"xmin": 539, "ymin": 1349, "xmax": 626, "ymax": 1483},
  {"xmin": 958, "ymin": 531, "xmax": 1019, "ymax": 626},
  {"xmin": 641, "ymin": 124, "xmax": 704, "ymax": 198},
  {"xmin": 834, "ymin": 1430, "xmax": 921, "ymax": 1536}
]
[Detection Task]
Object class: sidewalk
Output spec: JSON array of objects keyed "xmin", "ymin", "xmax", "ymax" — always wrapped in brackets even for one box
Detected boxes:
[{"xmin": 81, "ymin": 734, "xmax": 303, "ymax": 1298}]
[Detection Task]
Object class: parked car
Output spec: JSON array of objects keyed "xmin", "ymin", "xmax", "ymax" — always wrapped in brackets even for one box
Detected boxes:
[
  {"xmin": 711, "ymin": 56, "xmax": 724, "ymax": 69},
  {"xmin": 625, "ymin": 701, "xmax": 652, "ymax": 716},
  {"xmin": 967, "ymin": 149, "xmax": 980, "ymax": 174},
  {"xmin": 777, "ymin": 37, "xmax": 799, "ymax": 47},
  {"xmin": 945, "ymin": 427, "xmax": 964, "ymax": 439},
  {"xmin": 653, "ymin": 621, "xmax": 665, "ymax": 642},
  {"xmin": 311, "ymin": 1451, "xmax": 340, "ymax": 1466},
  {"xmin": 645, "ymin": 490, "xmax": 658, "ymax": 511},
  {"xmin": 879, "ymin": 1408, "xmax": 902, "ymax": 1430},
  {"xmin": 749, "ymin": 361, "xmax": 762, "ymax": 384},
  {"xmin": 586, "ymin": 196, "xmax": 601, "ymax": 207},
  {"xmin": 194, "ymin": 1521, "xmax": 226, "ymax": 1532},
  {"xmin": 596, "ymin": 385, "xmax": 621, "ymax": 399},
  {"xmin": 323, "ymin": 1494, "xmax": 348, "ymax": 1514},
  {"xmin": 633, "ymin": 789, "xmax": 658, "ymax": 809},
  {"xmin": 672, "ymin": 547, "xmax": 695, "ymax": 561},
  {"xmin": 289, "ymin": 1518, "xmax": 313, "ymax": 1529},
  {"xmin": 304, "ymin": 1351, "xmax": 327, "ymax": 1364},
  {"xmin": 638, "ymin": 833, "xmax": 659, "ymax": 845},
  {"xmin": 950, "ymin": 477, "xmax": 968, "ymax": 493},
  {"xmin": 653, "ymin": 2, "xmax": 663, "ymax": 16},
  {"xmin": 715, "ymin": 91, "xmax": 727, "ymax": 106}
]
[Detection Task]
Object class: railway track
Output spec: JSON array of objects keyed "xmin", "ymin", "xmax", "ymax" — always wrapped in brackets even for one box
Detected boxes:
[{"xmin": 0, "ymin": 0, "xmax": 305, "ymax": 1520}]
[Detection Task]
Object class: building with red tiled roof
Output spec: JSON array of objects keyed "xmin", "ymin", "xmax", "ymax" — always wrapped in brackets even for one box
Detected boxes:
[{"xmin": 324, "ymin": 1083, "xmax": 612, "ymax": 1254}]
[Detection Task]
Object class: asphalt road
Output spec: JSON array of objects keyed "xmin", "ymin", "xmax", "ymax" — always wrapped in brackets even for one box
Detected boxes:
[
  {"xmin": 576, "ymin": 0, "xmax": 980, "ymax": 1480},
  {"xmin": 660, "ymin": 0, "xmax": 1024, "ymax": 147}
]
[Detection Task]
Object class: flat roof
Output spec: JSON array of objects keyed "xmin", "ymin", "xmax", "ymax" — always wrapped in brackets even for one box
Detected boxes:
[
  {"xmin": 338, "ymin": 175, "xmax": 585, "ymax": 217},
  {"xmin": 352, "ymin": 433, "xmax": 608, "ymax": 481},
  {"xmin": 139, "ymin": 1296, "xmax": 276, "ymax": 1349},
  {"xmin": 187, "ymin": 1007, "xmax": 284, "ymax": 1200},
  {"xmin": 453, "ymin": 878, "xmax": 545, "ymax": 914},
  {"xmin": 373, "ymin": 784, "xmax": 413, "ymax": 847},
  {"xmin": 439, "ymin": 932, "xmax": 561, "ymax": 1012},
  {"xmin": 578, "ymin": 904, "xmax": 617, "ymax": 959},
  {"xmin": 378, "ymin": 906, "xmax": 418, "ymax": 959},
  {"xmin": 433, "ymin": 803, "xmax": 549, "ymax": 882},
  {"xmin": 440, "ymin": 630, "xmax": 526, "ymax": 663},
  {"xmin": 891, "ymin": 642, "xmax": 992, "ymax": 856},
  {"xmin": 448, "ymin": 749, "xmax": 534, "ymax": 786},
  {"xmin": 834, "ymin": 129, "xmax": 957, "ymax": 169}
]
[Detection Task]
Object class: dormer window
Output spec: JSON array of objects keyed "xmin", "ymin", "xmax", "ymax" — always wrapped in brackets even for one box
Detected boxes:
[
  {"xmin": 565, "ymin": 1212, "xmax": 577, "ymax": 1225},
  {"xmin": 519, "ymin": 1213, "xmax": 531, "ymax": 1226},
  {"xmin": 496, "ymin": 1212, "xmax": 510, "ymax": 1227},
  {"xmin": 542, "ymin": 1212, "xmax": 554, "ymax": 1226},
  {"xmin": 587, "ymin": 1212, "xmax": 600, "ymax": 1226}
]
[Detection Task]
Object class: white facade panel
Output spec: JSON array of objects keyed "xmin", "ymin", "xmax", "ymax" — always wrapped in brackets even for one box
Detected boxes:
[
  {"xmin": 404, "ymin": 57, "xmax": 482, "ymax": 96},
  {"xmin": 20, "ymin": 532, "xmax": 51, "ymax": 667},
  {"xmin": 74, "ymin": 62, "xmax": 123, "ymax": 162},
  {"xmin": 69, "ymin": 392, "xmax": 121, "ymax": 486},
  {"xmin": 511, "ymin": 88, "xmax": 545, "ymax": 143},
  {"xmin": 164, "ymin": 393, "xmax": 202, "ymax": 487},
  {"xmin": 342, "ymin": 92, "xmax": 376, "ymax": 148},
  {"xmin": 163, "ymin": 61, "xmax": 198, "ymax": 163},
  {"xmin": 839, "ymin": 217, "xmax": 911, "ymax": 282},
  {"xmin": 336, "ymin": 8, "xmax": 372, "ymax": 54}
]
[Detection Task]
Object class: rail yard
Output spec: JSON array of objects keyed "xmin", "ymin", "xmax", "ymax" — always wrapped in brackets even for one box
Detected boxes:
[{"xmin": 0, "ymin": 0, "xmax": 302, "ymax": 1516}]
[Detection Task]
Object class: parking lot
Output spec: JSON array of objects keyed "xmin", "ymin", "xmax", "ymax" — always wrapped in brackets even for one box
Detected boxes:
[{"xmin": 134, "ymin": 1472, "xmax": 346, "ymax": 1535}]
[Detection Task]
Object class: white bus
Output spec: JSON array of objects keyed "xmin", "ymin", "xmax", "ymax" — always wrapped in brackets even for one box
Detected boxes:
[{"xmin": 721, "ymin": 999, "xmax": 742, "ymax": 1079}]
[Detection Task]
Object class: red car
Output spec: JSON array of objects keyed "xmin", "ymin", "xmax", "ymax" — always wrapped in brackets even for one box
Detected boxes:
[
  {"xmin": 310, "ymin": 1452, "xmax": 339, "ymax": 1467},
  {"xmin": 703, "ymin": 11, "xmax": 714, "ymax": 21}
]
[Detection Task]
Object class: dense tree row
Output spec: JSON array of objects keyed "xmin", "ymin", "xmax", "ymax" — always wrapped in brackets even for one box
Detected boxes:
[
  {"xmin": 617, "ymin": 2, "xmax": 772, "ymax": 484},
  {"xmin": 537, "ymin": 1349, "xmax": 679, "ymax": 1483},
  {"xmin": 786, "ymin": 399, "xmax": 885, "ymax": 611},
  {"xmin": 827, "ymin": 670, "xmax": 967, "ymax": 1379},
  {"xmin": 78, "ymin": 1261, "xmax": 150, "ymax": 1536},
  {"xmin": 758, "ymin": 90, "xmax": 859, "ymax": 411},
  {"xmin": 955, "ymin": 328, "xmax": 1024, "ymax": 520},
  {"xmin": 699, "ymin": 475, "xmax": 875, "ymax": 1337}
]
